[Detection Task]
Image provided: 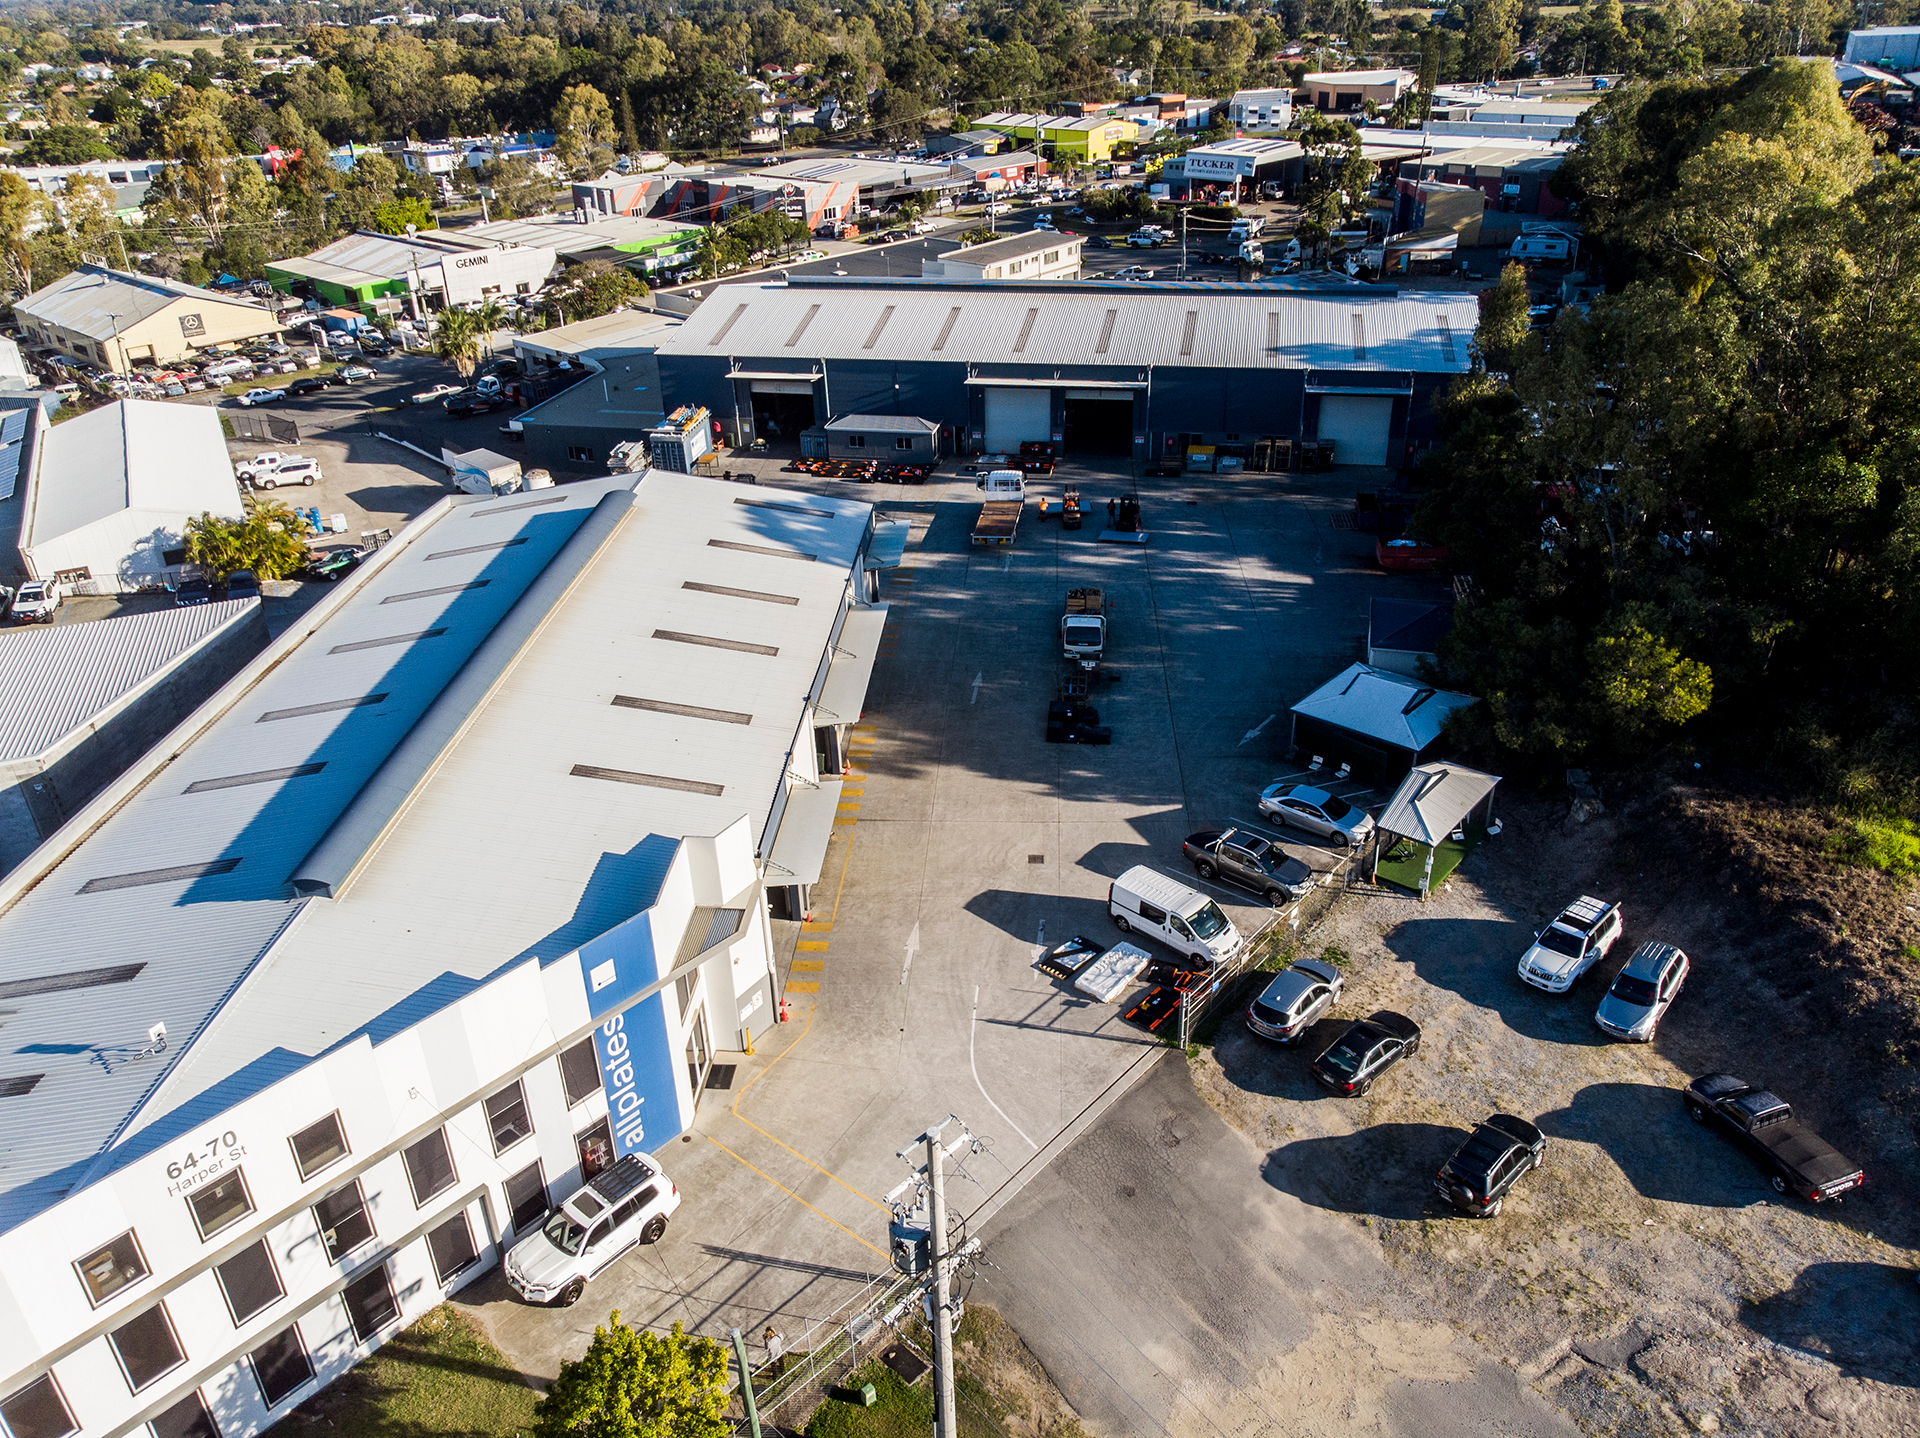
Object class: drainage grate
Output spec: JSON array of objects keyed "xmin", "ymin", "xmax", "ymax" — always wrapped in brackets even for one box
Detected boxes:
[
  {"xmin": 705, "ymin": 1064, "xmax": 738, "ymax": 1091},
  {"xmin": 652, "ymin": 630, "xmax": 779, "ymax": 656},
  {"xmin": 570, "ymin": 764, "xmax": 724, "ymax": 796},
  {"xmin": 329, "ymin": 628, "xmax": 446, "ymax": 655},
  {"xmin": 185, "ymin": 763, "xmax": 327, "ymax": 794},
  {"xmin": 426, "ymin": 538, "xmax": 528, "ymax": 561},
  {"xmin": 0, "ymin": 1075, "xmax": 44, "ymax": 1098},
  {"xmin": 79, "ymin": 858, "xmax": 241, "ymax": 895},
  {"xmin": 259, "ymin": 694, "xmax": 387, "ymax": 722},
  {"xmin": 613, "ymin": 696, "xmax": 752, "ymax": 725},
  {"xmin": 382, "ymin": 580, "xmax": 490, "ymax": 605},
  {"xmin": 708, "ymin": 539, "xmax": 816, "ymax": 563},
  {"xmin": 0, "ymin": 962, "xmax": 145, "ymax": 1000},
  {"xmin": 682, "ymin": 580, "xmax": 799, "ymax": 606},
  {"xmin": 1028, "ymin": 854, "xmax": 1046, "ymax": 864},
  {"xmin": 733, "ymin": 497, "xmax": 835, "ymax": 520}
]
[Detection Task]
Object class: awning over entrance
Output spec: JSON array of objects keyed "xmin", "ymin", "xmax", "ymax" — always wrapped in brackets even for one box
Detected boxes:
[
  {"xmin": 764, "ymin": 777, "xmax": 846, "ymax": 885},
  {"xmin": 863, "ymin": 521, "xmax": 910, "ymax": 571},
  {"xmin": 727, "ymin": 369, "xmax": 822, "ymax": 382},
  {"xmin": 964, "ymin": 376, "xmax": 1144, "ymax": 389},
  {"xmin": 816, "ymin": 603, "xmax": 889, "ymax": 722}
]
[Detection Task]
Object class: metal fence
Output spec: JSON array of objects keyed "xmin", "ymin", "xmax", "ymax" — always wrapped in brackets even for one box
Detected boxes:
[
  {"xmin": 1176, "ymin": 913, "xmax": 1279, "ymax": 1050},
  {"xmin": 729, "ymin": 1268, "xmax": 922, "ymax": 1428},
  {"xmin": 229, "ymin": 412, "xmax": 299, "ymax": 444}
]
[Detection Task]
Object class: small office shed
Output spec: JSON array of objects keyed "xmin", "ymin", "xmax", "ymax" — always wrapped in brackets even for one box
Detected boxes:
[
  {"xmin": 823, "ymin": 413, "xmax": 941, "ymax": 461},
  {"xmin": 1367, "ymin": 598, "xmax": 1451, "ymax": 677},
  {"xmin": 1288, "ymin": 662, "xmax": 1477, "ymax": 785},
  {"xmin": 1371, "ymin": 761, "xmax": 1501, "ymax": 897}
]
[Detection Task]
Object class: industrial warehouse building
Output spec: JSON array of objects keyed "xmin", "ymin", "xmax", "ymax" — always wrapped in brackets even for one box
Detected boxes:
[
  {"xmin": 265, "ymin": 230, "xmax": 555, "ymax": 317},
  {"xmin": 0, "ymin": 471, "xmax": 902, "ymax": 1438},
  {"xmin": 652, "ymin": 277, "xmax": 1478, "ymax": 467},
  {"xmin": 15, "ymin": 268, "xmax": 286, "ymax": 376}
]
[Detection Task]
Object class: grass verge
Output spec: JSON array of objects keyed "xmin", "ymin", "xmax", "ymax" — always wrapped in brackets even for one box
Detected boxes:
[{"xmin": 265, "ymin": 1304, "xmax": 536, "ymax": 1438}]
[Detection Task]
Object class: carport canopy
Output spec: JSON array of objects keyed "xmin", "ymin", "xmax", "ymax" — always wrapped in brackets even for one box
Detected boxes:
[{"xmin": 1376, "ymin": 762, "xmax": 1500, "ymax": 846}]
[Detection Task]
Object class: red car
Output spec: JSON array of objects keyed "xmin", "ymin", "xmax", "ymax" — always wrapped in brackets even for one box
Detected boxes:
[{"xmin": 1376, "ymin": 537, "xmax": 1450, "ymax": 572}]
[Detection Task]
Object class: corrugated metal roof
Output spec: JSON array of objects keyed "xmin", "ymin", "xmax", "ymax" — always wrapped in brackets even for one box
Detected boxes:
[
  {"xmin": 1375, "ymin": 762, "xmax": 1500, "ymax": 846},
  {"xmin": 658, "ymin": 281, "xmax": 1478, "ymax": 374},
  {"xmin": 1290, "ymin": 662, "xmax": 1477, "ymax": 751},
  {"xmin": 21, "ymin": 400, "xmax": 244, "ymax": 552},
  {"xmin": 15, "ymin": 266, "xmax": 283, "ymax": 344},
  {"xmin": 0, "ymin": 471, "xmax": 877, "ymax": 1232},
  {"xmin": 451, "ymin": 215, "xmax": 702, "ymax": 253},
  {"xmin": 940, "ymin": 232, "xmax": 1071, "ymax": 265},
  {"xmin": 0, "ymin": 599, "xmax": 258, "ymax": 762}
]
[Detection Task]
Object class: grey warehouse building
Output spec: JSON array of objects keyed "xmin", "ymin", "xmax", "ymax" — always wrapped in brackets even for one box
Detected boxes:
[{"xmin": 652, "ymin": 277, "xmax": 1480, "ymax": 468}]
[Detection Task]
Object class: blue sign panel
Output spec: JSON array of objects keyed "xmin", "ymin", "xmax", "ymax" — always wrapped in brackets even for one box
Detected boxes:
[{"xmin": 577, "ymin": 909, "xmax": 684, "ymax": 1153}]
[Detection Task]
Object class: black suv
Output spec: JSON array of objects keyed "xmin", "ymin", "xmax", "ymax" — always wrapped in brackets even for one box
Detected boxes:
[
  {"xmin": 1310, "ymin": 1011, "xmax": 1421, "ymax": 1095},
  {"xmin": 359, "ymin": 334, "xmax": 394, "ymax": 356},
  {"xmin": 1434, "ymin": 1115, "xmax": 1547, "ymax": 1217}
]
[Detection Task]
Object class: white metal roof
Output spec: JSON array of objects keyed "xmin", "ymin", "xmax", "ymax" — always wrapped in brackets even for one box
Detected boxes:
[
  {"xmin": 1375, "ymin": 762, "xmax": 1500, "ymax": 846},
  {"xmin": 1305, "ymin": 69, "xmax": 1416, "ymax": 85},
  {"xmin": 448, "ymin": 214, "xmax": 702, "ymax": 254},
  {"xmin": 755, "ymin": 156, "xmax": 960, "ymax": 189},
  {"xmin": 657, "ymin": 280, "xmax": 1479, "ymax": 374},
  {"xmin": 0, "ymin": 599, "xmax": 257, "ymax": 763},
  {"xmin": 1290, "ymin": 662, "xmax": 1477, "ymax": 752},
  {"xmin": 15, "ymin": 266, "xmax": 283, "ymax": 344},
  {"xmin": 0, "ymin": 470, "xmax": 876, "ymax": 1233},
  {"xmin": 513, "ymin": 308, "xmax": 681, "ymax": 360},
  {"xmin": 21, "ymin": 400, "xmax": 244, "ymax": 551}
]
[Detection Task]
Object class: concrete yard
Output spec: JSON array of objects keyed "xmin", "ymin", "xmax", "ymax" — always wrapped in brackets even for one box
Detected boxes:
[{"xmin": 455, "ymin": 458, "xmax": 1453, "ymax": 1396}]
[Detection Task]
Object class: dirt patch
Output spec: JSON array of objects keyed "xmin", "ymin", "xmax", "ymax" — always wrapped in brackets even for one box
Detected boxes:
[{"xmin": 1188, "ymin": 782, "xmax": 1920, "ymax": 1437}]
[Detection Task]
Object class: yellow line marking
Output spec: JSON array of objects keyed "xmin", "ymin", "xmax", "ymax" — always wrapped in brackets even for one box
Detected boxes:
[
  {"xmin": 791, "ymin": 960, "xmax": 825, "ymax": 971},
  {"xmin": 801, "ymin": 922, "xmax": 833, "ymax": 933},
  {"xmin": 837, "ymin": 803, "xmax": 861, "ymax": 812},
  {"xmin": 833, "ymin": 818, "xmax": 858, "ymax": 826},
  {"xmin": 796, "ymin": 939, "xmax": 830, "ymax": 951},
  {"xmin": 784, "ymin": 980, "xmax": 820, "ymax": 992},
  {"xmin": 840, "ymin": 788, "xmax": 864, "ymax": 796},
  {"xmin": 705, "ymin": 1135, "xmax": 888, "ymax": 1258}
]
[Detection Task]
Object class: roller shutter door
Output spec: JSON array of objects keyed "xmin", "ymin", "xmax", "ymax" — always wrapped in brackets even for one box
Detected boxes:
[
  {"xmin": 1317, "ymin": 395, "xmax": 1393, "ymax": 467},
  {"xmin": 983, "ymin": 387, "xmax": 1052, "ymax": 452}
]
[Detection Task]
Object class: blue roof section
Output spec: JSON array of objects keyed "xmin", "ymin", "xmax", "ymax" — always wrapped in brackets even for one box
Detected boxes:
[{"xmin": 0, "ymin": 480, "xmax": 631, "ymax": 1235}]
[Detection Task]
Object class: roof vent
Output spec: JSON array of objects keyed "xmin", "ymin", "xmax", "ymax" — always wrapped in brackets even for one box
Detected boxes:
[{"xmin": 1402, "ymin": 688, "xmax": 1437, "ymax": 715}]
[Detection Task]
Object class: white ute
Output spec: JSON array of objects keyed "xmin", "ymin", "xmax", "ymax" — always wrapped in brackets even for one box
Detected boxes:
[
  {"xmin": 503, "ymin": 1153, "xmax": 679, "ymax": 1306},
  {"xmin": 1518, "ymin": 895, "xmax": 1624, "ymax": 993}
]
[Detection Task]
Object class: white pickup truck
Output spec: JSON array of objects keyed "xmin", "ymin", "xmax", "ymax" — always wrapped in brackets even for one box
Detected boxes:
[{"xmin": 1061, "ymin": 587, "xmax": 1109, "ymax": 662}]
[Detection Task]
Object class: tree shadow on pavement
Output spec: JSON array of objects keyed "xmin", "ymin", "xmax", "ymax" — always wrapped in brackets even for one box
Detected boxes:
[
  {"xmin": 1741, "ymin": 1261, "xmax": 1920, "ymax": 1388},
  {"xmin": 1261, "ymin": 1122, "xmax": 1459, "ymax": 1220},
  {"xmin": 1381, "ymin": 914, "xmax": 1615, "ymax": 1047},
  {"xmin": 1535, "ymin": 1081, "xmax": 1773, "ymax": 1208}
]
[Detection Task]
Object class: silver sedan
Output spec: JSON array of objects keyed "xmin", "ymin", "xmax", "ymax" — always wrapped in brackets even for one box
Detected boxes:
[{"xmin": 1258, "ymin": 783, "xmax": 1375, "ymax": 848}]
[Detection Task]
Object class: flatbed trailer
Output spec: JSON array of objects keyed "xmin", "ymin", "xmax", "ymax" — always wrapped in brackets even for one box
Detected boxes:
[{"xmin": 972, "ymin": 499, "xmax": 1023, "ymax": 546}]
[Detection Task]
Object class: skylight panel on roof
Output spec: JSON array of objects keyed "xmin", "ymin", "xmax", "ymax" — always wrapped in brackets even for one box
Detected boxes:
[
  {"xmin": 427, "ymin": 538, "xmax": 528, "ymax": 561},
  {"xmin": 78, "ymin": 858, "xmax": 241, "ymax": 895},
  {"xmin": 652, "ymin": 630, "xmax": 780, "ymax": 656},
  {"xmin": 328, "ymin": 628, "xmax": 447, "ymax": 655},
  {"xmin": 475, "ymin": 494, "xmax": 568, "ymax": 516},
  {"xmin": 683, "ymin": 581, "xmax": 800, "ymax": 606},
  {"xmin": 183, "ymin": 763, "xmax": 327, "ymax": 794},
  {"xmin": 613, "ymin": 696, "xmax": 752, "ymax": 725},
  {"xmin": 569, "ymin": 765, "xmax": 725, "ymax": 796},
  {"xmin": 708, "ymin": 539, "xmax": 817, "ymax": 562},
  {"xmin": 381, "ymin": 581, "xmax": 491, "ymax": 605},
  {"xmin": 0, "ymin": 962, "xmax": 145, "ymax": 1000},
  {"xmin": 258, "ymin": 694, "xmax": 387, "ymax": 722},
  {"xmin": 733, "ymin": 497, "xmax": 835, "ymax": 519}
]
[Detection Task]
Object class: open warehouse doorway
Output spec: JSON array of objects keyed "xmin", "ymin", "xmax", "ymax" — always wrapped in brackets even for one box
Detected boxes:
[
  {"xmin": 750, "ymin": 382, "xmax": 818, "ymax": 451},
  {"xmin": 1063, "ymin": 391, "xmax": 1134, "ymax": 456}
]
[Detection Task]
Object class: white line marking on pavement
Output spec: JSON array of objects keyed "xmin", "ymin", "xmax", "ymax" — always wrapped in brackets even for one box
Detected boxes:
[
  {"xmin": 972, "ymin": 984, "xmax": 1038, "ymax": 1149},
  {"xmin": 1239, "ymin": 714, "xmax": 1275, "ymax": 746},
  {"xmin": 971, "ymin": 671, "xmax": 983, "ymax": 703},
  {"xmin": 900, "ymin": 921, "xmax": 920, "ymax": 985}
]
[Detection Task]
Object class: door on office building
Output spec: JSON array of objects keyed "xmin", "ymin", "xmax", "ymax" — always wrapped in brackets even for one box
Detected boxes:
[
  {"xmin": 684, "ymin": 1005, "xmax": 712, "ymax": 1098},
  {"xmin": 1316, "ymin": 395, "xmax": 1394, "ymax": 467},
  {"xmin": 982, "ymin": 387, "xmax": 1051, "ymax": 452}
]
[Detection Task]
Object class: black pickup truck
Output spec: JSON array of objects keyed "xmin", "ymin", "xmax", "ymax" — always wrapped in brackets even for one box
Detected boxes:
[{"xmin": 1683, "ymin": 1074, "xmax": 1865, "ymax": 1202}]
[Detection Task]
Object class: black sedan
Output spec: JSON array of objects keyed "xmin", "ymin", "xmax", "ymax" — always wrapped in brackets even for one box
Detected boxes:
[
  {"xmin": 1434, "ymin": 1115, "xmax": 1546, "ymax": 1217},
  {"xmin": 443, "ymin": 390, "xmax": 507, "ymax": 416},
  {"xmin": 1310, "ymin": 1011, "xmax": 1421, "ymax": 1095},
  {"xmin": 1182, "ymin": 828, "xmax": 1312, "ymax": 905},
  {"xmin": 286, "ymin": 376, "xmax": 329, "ymax": 397}
]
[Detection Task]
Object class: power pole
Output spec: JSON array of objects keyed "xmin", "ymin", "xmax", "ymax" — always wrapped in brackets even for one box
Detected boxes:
[
  {"xmin": 889, "ymin": 1116, "xmax": 979, "ymax": 1438},
  {"xmin": 1179, "ymin": 207, "xmax": 1187, "ymax": 280}
]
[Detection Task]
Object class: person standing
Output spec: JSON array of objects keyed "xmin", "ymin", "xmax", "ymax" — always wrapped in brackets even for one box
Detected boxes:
[{"xmin": 1107, "ymin": 497, "xmax": 1117, "ymax": 523}]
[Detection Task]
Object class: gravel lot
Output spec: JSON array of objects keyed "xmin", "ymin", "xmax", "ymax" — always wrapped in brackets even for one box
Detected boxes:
[{"xmin": 1189, "ymin": 789, "xmax": 1920, "ymax": 1437}]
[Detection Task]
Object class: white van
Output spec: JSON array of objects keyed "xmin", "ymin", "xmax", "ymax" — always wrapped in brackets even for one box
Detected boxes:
[
  {"xmin": 1509, "ymin": 232, "xmax": 1574, "ymax": 263},
  {"xmin": 1109, "ymin": 865, "xmax": 1245, "ymax": 967},
  {"xmin": 503, "ymin": 1153, "xmax": 680, "ymax": 1307}
]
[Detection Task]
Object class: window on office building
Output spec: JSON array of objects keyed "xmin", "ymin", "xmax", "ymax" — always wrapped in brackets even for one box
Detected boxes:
[
  {"xmin": 249, "ymin": 1328, "xmax": 313, "ymax": 1409},
  {"xmin": 74, "ymin": 1230, "xmax": 149, "ymax": 1306},
  {"xmin": 0, "ymin": 1374, "xmax": 77, "ymax": 1438},
  {"xmin": 503, "ymin": 1161, "xmax": 548, "ymax": 1234},
  {"xmin": 484, "ymin": 1080, "xmax": 533, "ymax": 1153},
  {"xmin": 313, "ymin": 1181, "xmax": 375, "ymax": 1263},
  {"xmin": 288, "ymin": 1113, "xmax": 350, "ymax": 1181},
  {"xmin": 214, "ymin": 1240, "xmax": 285, "ymax": 1326},
  {"xmin": 186, "ymin": 1170, "xmax": 254, "ymax": 1241},
  {"xmin": 108, "ymin": 1303, "xmax": 185, "ymax": 1392},
  {"xmin": 427, "ymin": 1213, "xmax": 480, "ymax": 1285},
  {"xmin": 149, "ymin": 1389, "xmax": 219, "ymax": 1438},
  {"xmin": 846, "ymin": 435, "xmax": 865, "ymax": 448},
  {"xmin": 895, "ymin": 437, "xmax": 913, "ymax": 450},
  {"xmin": 566, "ymin": 445, "xmax": 595, "ymax": 463},
  {"xmin": 402, "ymin": 1127, "xmax": 457, "ymax": 1207},
  {"xmin": 558, "ymin": 1037, "xmax": 601, "ymax": 1108},
  {"xmin": 341, "ymin": 1265, "xmax": 399, "ymax": 1344}
]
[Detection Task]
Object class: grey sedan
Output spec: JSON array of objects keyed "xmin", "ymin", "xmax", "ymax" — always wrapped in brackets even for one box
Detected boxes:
[
  {"xmin": 1595, "ymin": 941, "xmax": 1689, "ymax": 1041},
  {"xmin": 1258, "ymin": 783, "xmax": 1375, "ymax": 848},
  {"xmin": 1245, "ymin": 957, "xmax": 1343, "ymax": 1044}
]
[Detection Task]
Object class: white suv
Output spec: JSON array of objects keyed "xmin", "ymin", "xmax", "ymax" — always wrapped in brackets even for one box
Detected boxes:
[
  {"xmin": 238, "ymin": 454, "xmax": 319, "ymax": 487},
  {"xmin": 503, "ymin": 1153, "xmax": 679, "ymax": 1307},
  {"xmin": 1518, "ymin": 896, "xmax": 1624, "ymax": 993},
  {"xmin": 11, "ymin": 579, "xmax": 59, "ymax": 622}
]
